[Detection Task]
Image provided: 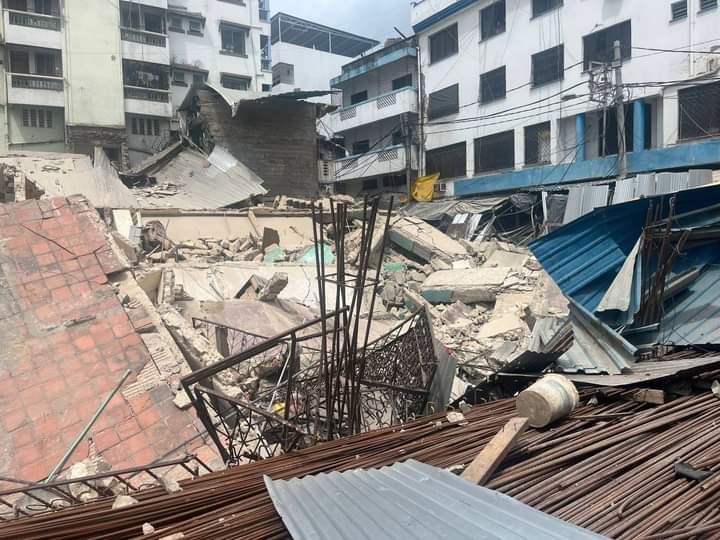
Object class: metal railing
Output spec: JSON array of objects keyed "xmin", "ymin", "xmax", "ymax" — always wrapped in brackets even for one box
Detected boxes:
[
  {"xmin": 7, "ymin": 9, "xmax": 61, "ymax": 31},
  {"xmin": 124, "ymin": 85, "xmax": 170, "ymax": 102},
  {"xmin": 261, "ymin": 58, "xmax": 271, "ymax": 71},
  {"xmin": 121, "ymin": 27, "xmax": 167, "ymax": 47},
  {"xmin": 259, "ymin": 8, "xmax": 270, "ymax": 21},
  {"xmin": 11, "ymin": 74, "xmax": 63, "ymax": 91}
]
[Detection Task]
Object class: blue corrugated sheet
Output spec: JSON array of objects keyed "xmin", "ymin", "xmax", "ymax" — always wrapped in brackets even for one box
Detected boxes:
[{"xmin": 265, "ymin": 460, "xmax": 605, "ymax": 540}]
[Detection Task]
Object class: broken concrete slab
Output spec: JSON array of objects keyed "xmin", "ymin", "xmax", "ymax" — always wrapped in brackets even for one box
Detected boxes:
[
  {"xmin": 421, "ymin": 267, "xmax": 511, "ymax": 304},
  {"xmin": 389, "ymin": 216, "xmax": 467, "ymax": 264},
  {"xmin": 258, "ymin": 272, "xmax": 289, "ymax": 301},
  {"xmin": 478, "ymin": 314, "xmax": 528, "ymax": 339}
]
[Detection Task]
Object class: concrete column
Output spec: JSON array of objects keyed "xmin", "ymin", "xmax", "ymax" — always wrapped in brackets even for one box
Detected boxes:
[
  {"xmin": 515, "ymin": 127, "xmax": 525, "ymax": 168},
  {"xmin": 661, "ymin": 90, "xmax": 679, "ymax": 147},
  {"xmin": 633, "ymin": 99, "xmax": 646, "ymax": 152},
  {"xmin": 575, "ymin": 113, "xmax": 586, "ymax": 161}
]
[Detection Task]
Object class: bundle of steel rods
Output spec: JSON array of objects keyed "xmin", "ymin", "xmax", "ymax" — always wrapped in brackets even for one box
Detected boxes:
[{"xmin": 2, "ymin": 387, "xmax": 719, "ymax": 539}]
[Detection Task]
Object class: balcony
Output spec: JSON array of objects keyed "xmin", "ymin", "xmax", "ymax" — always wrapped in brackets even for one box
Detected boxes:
[
  {"xmin": 124, "ymin": 86, "xmax": 172, "ymax": 117},
  {"xmin": 259, "ymin": 9, "xmax": 270, "ymax": 21},
  {"xmin": 121, "ymin": 27, "xmax": 167, "ymax": 47},
  {"xmin": 261, "ymin": 59, "xmax": 271, "ymax": 72},
  {"xmin": 334, "ymin": 145, "xmax": 417, "ymax": 182},
  {"xmin": 6, "ymin": 73, "xmax": 64, "ymax": 107},
  {"xmin": 327, "ymin": 87, "xmax": 418, "ymax": 134},
  {"xmin": 4, "ymin": 9, "xmax": 62, "ymax": 49},
  {"xmin": 121, "ymin": 28, "xmax": 170, "ymax": 64}
]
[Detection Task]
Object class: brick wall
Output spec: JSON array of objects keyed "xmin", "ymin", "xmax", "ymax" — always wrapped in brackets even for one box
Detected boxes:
[{"xmin": 197, "ymin": 89, "xmax": 319, "ymax": 198}]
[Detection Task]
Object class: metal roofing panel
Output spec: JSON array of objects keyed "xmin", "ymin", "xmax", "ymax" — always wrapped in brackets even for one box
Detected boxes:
[
  {"xmin": 612, "ymin": 177, "xmax": 638, "ymax": 205},
  {"xmin": 688, "ymin": 169, "xmax": 713, "ymax": 188},
  {"xmin": 655, "ymin": 172, "xmax": 689, "ymax": 195},
  {"xmin": 562, "ymin": 187, "xmax": 584, "ymax": 224},
  {"xmin": 636, "ymin": 173, "xmax": 657, "ymax": 198},
  {"xmin": 265, "ymin": 460, "xmax": 604, "ymax": 540},
  {"xmin": 563, "ymin": 185, "xmax": 609, "ymax": 224}
]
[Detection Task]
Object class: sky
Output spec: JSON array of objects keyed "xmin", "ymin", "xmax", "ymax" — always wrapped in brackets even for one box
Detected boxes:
[{"xmin": 271, "ymin": 0, "xmax": 413, "ymax": 42}]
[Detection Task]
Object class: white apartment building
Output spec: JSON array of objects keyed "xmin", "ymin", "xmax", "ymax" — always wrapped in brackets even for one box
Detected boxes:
[
  {"xmin": 326, "ymin": 38, "xmax": 421, "ymax": 195},
  {"xmin": 412, "ymin": 0, "xmax": 720, "ymax": 198},
  {"xmin": 0, "ymin": 0, "xmax": 271, "ymax": 166},
  {"xmin": 270, "ymin": 12, "xmax": 378, "ymax": 105}
]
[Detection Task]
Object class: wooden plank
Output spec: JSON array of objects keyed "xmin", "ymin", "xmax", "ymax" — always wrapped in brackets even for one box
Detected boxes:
[
  {"xmin": 461, "ymin": 416, "xmax": 530, "ymax": 485},
  {"xmin": 629, "ymin": 388, "xmax": 666, "ymax": 405}
]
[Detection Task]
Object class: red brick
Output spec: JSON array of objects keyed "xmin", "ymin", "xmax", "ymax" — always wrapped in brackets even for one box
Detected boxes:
[
  {"xmin": 115, "ymin": 417, "xmax": 142, "ymax": 441},
  {"xmin": 136, "ymin": 406, "xmax": 161, "ymax": 430},
  {"xmin": 35, "ymin": 415, "xmax": 60, "ymax": 439},
  {"xmin": 16, "ymin": 442, "xmax": 44, "ymax": 469},
  {"xmin": 51, "ymin": 286, "xmax": 72, "ymax": 303},
  {"xmin": 35, "ymin": 305, "xmax": 60, "ymax": 324},
  {"xmin": 0, "ymin": 377, "xmax": 17, "ymax": 399},
  {"xmin": 66, "ymin": 439, "xmax": 89, "ymax": 462},
  {"xmin": 19, "ymin": 460, "xmax": 48, "ymax": 483},
  {"xmin": 36, "ymin": 364, "xmax": 61, "ymax": 383},
  {"xmin": 25, "ymin": 402, "xmax": 47, "ymax": 422},
  {"xmin": 107, "ymin": 353, "xmax": 129, "ymax": 373},
  {"xmin": 92, "ymin": 328, "xmax": 115, "ymax": 346},
  {"xmin": 43, "ymin": 378, "xmax": 67, "ymax": 400},
  {"xmin": 44, "ymin": 274, "xmax": 66, "ymax": 290},
  {"xmin": 30, "ymin": 242, "xmax": 51, "ymax": 256},
  {"xmin": 120, "ymin": 334, "xmax": 142, "ymax": 349},
  {"xmin": 69, "ymin": 282, "xmax": 91, "ymax": 296},
  {"xmin": 131, "ymin": 447, "xmax": 158, "ymax": 468},
  {"xmin": 19, "ymin": 384, "xmax": 46, "ymax": 407},
  {"xmin": 2, "ymin": 408, "xmax": 27, "ymax": 432},
  {"xmin": 79, "ymin": 349, "xmax": 102, "ymax": 367},
  {"xmin": 58, "ymin": 408, "xmax": 80, "ymax": 429},
  {"xmin": 35, "ymin": 253, "xmax": 56, "ymax": 267},
  {"xmin": 99, "ymin": 340, "xmax": 122, "ymax": 357},
  {"xmin": 128, "ymin": 393, "xmax": 153, "ymax": 415},
  {"xmin": 11, "ymin": 425, "xmax": 36, "ymax": 449},
  {"xmin": 112, "ymin": 321, "xmax": 133, "ymax": 338},
  {"xmin": 60, "ymin": 259, "xmax": 80, "ymax": 273},
  {"xmin": 92, "ymin": 428, "xmax": 120, "ymax": 452},
  {"xmin": 73, "ymin": 335, "xmax": 95, "ymax": 352}
]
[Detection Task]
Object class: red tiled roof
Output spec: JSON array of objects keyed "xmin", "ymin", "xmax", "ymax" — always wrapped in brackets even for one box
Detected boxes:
[{"xmin": 0, "ymin": 196, "xmax": 211, "ymax": 483}]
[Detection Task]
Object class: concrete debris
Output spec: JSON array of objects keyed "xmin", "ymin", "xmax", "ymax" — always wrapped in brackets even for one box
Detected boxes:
[
  {"xmin": 142, "ymin": 523, "xmax": 156, "ymax": 535},
  {"xmin": 112, "ymin": 495, "xmax": 139, "ymax": 510}
]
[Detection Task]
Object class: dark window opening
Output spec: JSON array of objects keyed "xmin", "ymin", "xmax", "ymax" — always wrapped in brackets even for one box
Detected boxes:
[
  {"xmin": 392, "ymin": 130, "xmax": 403, "ymax": 146},
  {"xmin": 35, "ymin": 0, "xmax": 57, "ymax": 16},
  {"xmin": 144, "ymin": 12, "xmax": 164, "ymax": 33},
  {"xmin": 532, "ymin": 0, "xmax": 562, "ymax": 17},
  {"xmin": 350, "ymin": 91, "xmax": 368, "ymax": 105},
  {"xmin": 262, "ymin": 83, "xmax": 272, "ymax": 92},
  {"xmin": 532, "ymin": 44, "xmax": 564, "ymax": 87},
  {"xmin": 188, "ymin": 20, "xmax": 203, "ymax": 34},
  {"xmin": 138, "ymin": 118, "xmax": 145, "ymax": 135},
  {"xmin": 362, "ymin": 178, "xmax": 379, "ymax": 190},
  {"xmin": 429, "ymin": 23, "xmax": 458, "ymax": 64},
  {"xmin": 383, "ymin": 175, "xmax": 406, "ymax": 188},
  {"xmin": 474, "ymin": 130, "xmax": 515, "ymax": 173},
  {"xmin": 598, "ymin": 103, "xmax": 652, "ymax": 155},
  {"xmin": 426, "ymin": 142, "xmax": 466, "ymax": 179},
  {"xmin": 481, "ymin": 1, "xmax": 506, "ymax": 41},
  {"xmin": 583, "ymin": 20, "xmax": 631, "ymax": 71},
  {"xmin": 352, "ymin": 140, "xmax": 370, "ymax": 155},
  {"xmin": 121, "ymin": 2, "xmax": 141, "ymax": 28},
  {"xmin": 700, "ymin": 0, "xmax": 717, "ymax": 10},
  {"xmin": 169, "ymin": 17, "xmax": 183, "ymax": 31},
  {"xmin": 29, "ymin": 109, "xmax": 37, "ymax": 128},
  {"xmin": 392, "ymin": 74, "xmax": 413, "ymax": 91},
  {"xmin": 679, "ymin": 81, "xmax": 720, "ymax": 140},
  {"xmin": 131, "ymin": 117, "xmax": 138, "ymax": 135},
  {"xmin": 153, "ymin": 119, "xmax": 160, "ymax": 136},
  {"xmin": 35, "ymin": 52, "xmax": 60, "ymax": 76},
  {"xmin": 9, "ymin": 51, "xmax": 30, "ymax": 74},
  {"xmin": 524, "ymin": 122, "xmax": 551, "ymax": 166},
  {"xmin": 193, "ymin": 73, "xmax": 207, "ymax": 84},
  {"xmin": 8, "ymin": 0, "xmax": 28, "ymax": 12},
  {"xmin": 221, "ymin": 74, "xmax": 250, "ymax": 90},
  {"xmin": 671, "ymin": 0, "xmax": 688, "ymax": 20},
  {"xmin": 428, "ymin": 84, "xmax": 459, "ymax": 120},
  {"xmin": 123, "ymin": 60, "xmax": 169, "ymax": 89},
  {"xmin": 221, "ymin": 25, "xmax": 247, "ymax": 55},
  {"xmin": 172, "ymin": 70, "xmax": 187, "ymax": 86},
  {"xmin": 480, "ymin": 66, "xmax": 506, "ymax": 103},
  {"xmin": 46, "ymin": 109, "xmax": 53, "ymax": 128},
  {"xmin": 38, "ymin": 109, "xmax": 46, "ymax": 128}
]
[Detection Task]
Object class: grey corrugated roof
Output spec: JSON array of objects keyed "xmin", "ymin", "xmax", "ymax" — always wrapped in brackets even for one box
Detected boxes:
[
  {"xmin": 133, "ymin": 145, "xmax": 266, "ymax": 209},
  {"xmin": 264, "ymin": 460, "xmax": 605, "ymax": 540}
]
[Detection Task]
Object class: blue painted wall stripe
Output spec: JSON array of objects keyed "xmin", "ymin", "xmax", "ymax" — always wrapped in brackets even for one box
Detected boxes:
[
  {"xmin": 576, "ymin": 113, "xmax": 586, "ymax": 162},
  {"xmin": 330, "ymin": 48, "xmax": 417, "ymax": 87},
  {"xmin": 412, "ymin": 0, "xmax": 482, "ymax": 33},
  {"xmin": 633, "ymin": 100, "xmax": 646, "ymax": 152}
]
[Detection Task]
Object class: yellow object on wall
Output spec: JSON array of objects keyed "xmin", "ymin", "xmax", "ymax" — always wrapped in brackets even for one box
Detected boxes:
[{"xmin": 411, "ymin": 173, "xmax": 441, "ymax": 202}]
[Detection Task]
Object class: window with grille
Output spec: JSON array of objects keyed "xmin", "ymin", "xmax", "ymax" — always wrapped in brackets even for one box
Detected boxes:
[
  {"xmin": 481, "ymin": 1, "xmax": 505, "ymax": 41},
  {"xmin": 21, "ymin": 108, "xmax": 53, "ymax": 129},
  {"xmin": 679, "ymin": 81, "xmax": 720, "ymax": 140},
  {"xmin": 352, "ymin": 140, "xmax": 370, "ymax": 155},
  {"xmin": 474, "ymin": 130, "xmax": 515, "ymax": 173},
  {"xmin": 524, "ymin": 122, "xmax": 551, "ymax": 165},
  {"xmin": 220, "ymin": 24, "xmax": 247, "ymax": 55},
  {"xmin": 671, "ymin": 0, "xmax": 688, "ymax": 20},
  {"xmin": 169, "ymin": 17, "xmax": 183, "ymax": 31},
  {"xmin": 221, "ymin": 74, "xmax": 250, "ymax": 90},
  {"xmin": 429, "ymin": 23, "xmax": 458, "ymax": 64},
  {"xmin": 172, "ymin": 70, "xmax": 187, "ymax": 86},
  {"xmin": 392, "ymin": 74, "xmax": 413, "ymax": 91},
  {"xmin": 189, "ymin": 20, "xmax": 203, "ymax": 35},
  {"xmin": 532, "ymin": 44, "xmax": 564, "ymax": 86},
  {"xmin": 480, "ymin": 66, "xmax": 506, "ymax": 103},
  {"xmin": 583, "ymin": 20, "xmax": 631, "ymax": 70},
  {"xmin": 532, "ymin": 0, "xmax": 562, "ymax": 17},
  {"xmin": 426, "ymin": 142, "xmax": 466, "ymax": 179},
  {"xmin": 700, "ymin": 0, "xmax": 717, "ymax": 10},
  {"xmin": 428, "ymin": 84, "xmax": 459, "ymax": 119}
]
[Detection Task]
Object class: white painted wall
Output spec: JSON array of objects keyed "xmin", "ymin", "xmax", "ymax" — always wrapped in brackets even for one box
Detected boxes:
[
  {"xmin": 335, "ymin": 56, "xmax": 418, "ymax": 108},
  {"xmin": 415, "ymin": 0, "xmax": 720, "ymax": 177},
  {"xmin": 3, "ymin": 9, "xmax": 63, "ymax": 49},
  {"xmin": 271, "ymin": 41, "xmax": 349, "ymax": 104},
  {"xmin": 7, "ymin": 105, "xmax": 65, "ymax": 146},
  {"xmin": 167, "ymin": 0, "xmax": 272, "ymax": 101},
  {"xmin": 121, "ymin": 32, "xmax": 171, "ymax": 65}
]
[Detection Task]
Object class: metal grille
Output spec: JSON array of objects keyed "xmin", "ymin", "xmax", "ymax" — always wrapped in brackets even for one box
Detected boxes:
[
  {"xmin": 11, "ymin": 75, "xmax": 63, "ymax": 91},
  {"xmin": 8, "ymin": 10, "xmax": 60, "ymax": 31},
  {"xmin": 120, "ymin": 28, "xmax": 167, "ymax": 48},
  {"xmin": 378, "ymin": 149, "xmax": 399, "ymax": 162},
  {"xmin": 376, "ymin": 93, "xmax": 397, "ymax": 109},
  {"xmin": 124, "ymin": 87, "xmax": 170, "ymax": 102},
  {"xmin": 340, "ymin": 107, "xmax": 357, "ymax": 121}
]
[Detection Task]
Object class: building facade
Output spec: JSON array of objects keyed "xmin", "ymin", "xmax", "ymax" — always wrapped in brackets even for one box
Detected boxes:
[
  {"xmin": 325, "ymin": 38, "xmax": 421, "ymax": 196},
  {"xmin": 0, "ymin": 0, "xmax": 272, "ymax": 166},
  {"xmin": 270, "ymin": 12, "xmax": 378, "ymax": 105},
  {"xmin": 412, "ymin": 0, "xmax": 720, "ymax": 197}
]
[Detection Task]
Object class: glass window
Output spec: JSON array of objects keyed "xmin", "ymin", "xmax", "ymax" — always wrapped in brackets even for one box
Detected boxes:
[
  {"xmin": 429, "ymin": 24, "xmax": 458, "ymax": 64},
  {"xmin": 392, "ymin": 74, "xmax": 413, "ymax": 91},
  {"xmin": 474, "ymin": 130, "xmax": 515, "ymax": 173},
  {"xmin": 221, "ymin": 74, "xmax": 250, "ymax": 90},
  {"xmin": 532, "ymin": 0, "xmax": 562, "ymax": 17},
  {"xmin": 426, "ymin": 142, "xmax": 466, "ymax": 179},
  {"xmin": 481, "ymin": 1, "xmax": 506, "ymax": 40},
  {"xmin": 428, "ymin": 84, "xmax": 459, "ymax": 120},
  {"xmin": 350, "ymin": 91, "xmax": 368, "ymax": 105},
  {"xmin": 532, "ymin": 45, "xmax": 564, "ymax": 86},
  {"xmin": 524, "ymin": 122, "xmax": 551, "ymax": 165},
  {"xmin": 480, "ymin": 66, "xmax": 506, "ymax": 103},
  {"xmin": 583, "ymin": 20, "xmax": 631, "ymax": 70},
  {"xmin": 221, "ymin": 25, "xmax": 247, "ymax": 55}
]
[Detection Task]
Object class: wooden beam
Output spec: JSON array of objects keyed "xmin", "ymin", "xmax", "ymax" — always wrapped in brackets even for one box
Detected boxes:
[
  {"xmin": 629, "ymin": 388, "xmax": 665, "ymax": 405},
  {"xmin": 461, "ymin": 416, "xmax": 530, "ymax": 486}
]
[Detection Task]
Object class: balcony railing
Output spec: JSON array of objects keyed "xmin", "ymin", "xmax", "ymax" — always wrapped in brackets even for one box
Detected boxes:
[
  {"xmin": 261, "ymin": 58, "xmax": 271, "ymax": 71},
  {"xmin": 121, "ymin": 27, "xmax": 167, "ymax": 48},
  {"xmin": 259, "ymin": 8, "xmax": 270, "ymax": 21},
  {"xmin": 7, "ymin": 9, "xmax": 61, "ymax": 31},
  {"xmin": 11, "ymin": 73, "xmax": 63, "ymax": 91},
  {"xmin": 124, "ymin": 85, "xmax": 170, "ymax": 102}
]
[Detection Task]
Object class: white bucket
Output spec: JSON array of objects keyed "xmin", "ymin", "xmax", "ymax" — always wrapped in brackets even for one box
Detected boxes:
[{"xmin": 516, "ymin": 374, "xmax": 579, "ymax": 428}]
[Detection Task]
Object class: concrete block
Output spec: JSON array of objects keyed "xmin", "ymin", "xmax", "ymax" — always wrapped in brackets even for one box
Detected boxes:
[
  {"xmin": 478, "ymin": 314, "xmax": 527, "ymax": 339},
  {"xmin": 421, "ymin": 268, "xmax": 511, "ymax": 304}
]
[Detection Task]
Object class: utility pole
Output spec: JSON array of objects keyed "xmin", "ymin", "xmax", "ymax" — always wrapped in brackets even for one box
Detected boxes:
[
  {"xmin": 401, "ymin": 112, "xmax": 412, "ymax": 201},
  {"xmin": 613, "ymin": 40, "xmax": 627, "ymax": 179}
]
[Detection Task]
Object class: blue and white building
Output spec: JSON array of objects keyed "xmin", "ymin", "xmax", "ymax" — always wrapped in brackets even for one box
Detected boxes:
[{"xmin": 412, "ymin": 0, "xmax": 720, "ymax": 197}]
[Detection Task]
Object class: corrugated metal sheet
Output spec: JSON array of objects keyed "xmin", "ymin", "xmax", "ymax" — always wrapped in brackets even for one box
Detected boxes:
[
  {"xmin": 655, "ymin": 172, "xmax": 689, "ymax": 195},
  {"xmin": 563, "ymin": 185, "xmax": 609, "ymax": 224},
  {"xmin": 688, "ymin": 169, "xmax": 713, "ymax": 188},
  {"xmin": 636, "ymin": 173, "xmax": 657, "ymax": 198},
  {"xmin": 265, "ymin": 460, "xmax": 604, "ymax": 540},
  {"xmin": 134, "ymin": 146, "xmax": 266, "ymax": 209},
  {"xmin": 611, "ymin": 177, "xmax": 638, "ymax": 205}
]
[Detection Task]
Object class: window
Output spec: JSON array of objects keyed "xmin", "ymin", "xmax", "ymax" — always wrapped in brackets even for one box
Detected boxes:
[
  {"xmin": 131, "ymin": 117, "xmax": 138, "ymax": 135},
  {"xmin": 391, "ymin": 130, "xmax": 403, "ymax": 146},
  {"xmin": 352, "ymin": 140, "xmax": 370, "ymax": 155},
  {"xmin": 700, "ymin": 0, "xmax": 717, "ymax": 10},
  {"xmin": 29, "ymin": 109, "xmax": 37, "ymax": 128},
  {"xmin": 188, "ymin": 20, "xmax": 203, "ymax": 35},
  {"xmin": 46, "ymin": 110, "xmax": 53, "ymax": 128},
  {"xmin": 671, "ymin": 0, "xmax": 688, "ymax": 20},
  {"xmin": 8, "ymin": 0, "xmax": 27, "ymax": 11},
  {"xmin": 10, "ymin": 51, "xmax": 30, "ymax": 74},
  {"xmin": 383, "ymin": 175, "xmax": 406, "ymax": 188},
  {"xmin": 597, "ymin": 103, "xmax": 649, "ymax": 155},
  {"xmin": 532, "ymin": 0, "xmax": 562, "ymax": 17},
  {"xmin": 350, "ymin": 91, "xmax": 367, "ymax": 105},
  {"xmin": 262, "ymin": 83, "xmax": 272, "ymax": 92},
  {"xmin": 144, "ymin": 12, "xmax": 164, "ymax": 33},
  {"xmin": 362, "ymin": 179, "xmax": 379, "ymax": 191},
  {"xmin": 21, "ymin": 108, "xmax": 52, "ymax": 129},
  {"xmin": 429, "ymin": 23, "xmax": 458, "ymax": 64},
  {"xmin": 392, "ymin": 74, "xmax": 413, "ymax": 91},
  {"xmin": 38, "ymin": 109, "xmax": 46, "ymax": 128},
  {"xmin": 169, "ymin": 17, "xmax": 183, "ymax": 32},
  {"xmin": 221, "ymin": 24, "xmax": 247, "ymax": 55},
  {"xmin": 221, "ymin": 74, "xmax": 250, "ymax": 90},
  {"xmin": 153, "ymin": 119, "xmax": 160, "ymax": 136},
  {"xmin": 480, "ymin": 66, "xmax": 506, "ymax": 103},
  {"xmin": 524, "ymin": 122, "xmax": 551, "ymax": 165},
  {"xmin": 481, "ymin": 1, "xmax": 505, "ymax": 40},
  {"xmin": 193, "ymin": 72, "xmax": 207, "ymax": 84},
  {"xmin": 583, "ymin": 20, "xmax": 631, "ymax": 70},
  {"xmin": 172, "ymin": 70, "xmax": 187, "ymax": 86},
  {"xmin": 35, "ymin": 0, "xmax": 56, "ymax": 16},
  {"xmin": 428, "ymin": 84, "xmax": 459, "ymax": 119},
  {"xmin": 679, "ymin": 81, "xmax": 720, "ymax": 140},
  {"xmin": 532, "ymin": 44, "xmax": 564, "ymax": 86},
  {"xmin": 474, "ymin": 130, "xmax": 515, "ymax": 173},
  {"xmin": 426, "ymin": 142, "xmax": 466, "ymax": 179},
  {"xmin": 138, "ymin": 118, "xmax": 145, "ymax": 135},
  {"xmin": 35, "ymin": 53, "xmax": 58, "ymax": 76},
  {"xmin": 22, "ymin": 109, "xmax": 29, "ymax": 127}
]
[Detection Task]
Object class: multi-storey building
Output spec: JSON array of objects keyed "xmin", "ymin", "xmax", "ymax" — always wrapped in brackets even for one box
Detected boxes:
[
  {"xmin": 270, "ymin": 12, "xmax": 378, "ymax": 105},
  {"xmin": 0, "ymin": 0, "xmax": 272, "ymax": 166},
  {"xmin": 412, "ymin": 0, "xmax": 720, "ymax": 197},
  {"xmin": 325, "ymin": 38, "xmax": 421, "ymax": 195}
]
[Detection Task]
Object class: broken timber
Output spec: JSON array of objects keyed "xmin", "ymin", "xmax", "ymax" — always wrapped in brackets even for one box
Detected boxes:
[{"xmin": 461, "ymin": 416, "xmax": 530, "ymax": 485}]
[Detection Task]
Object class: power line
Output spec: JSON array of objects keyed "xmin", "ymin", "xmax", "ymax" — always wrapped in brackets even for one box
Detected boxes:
[{"xmin": 633, "ymin": 46, "xmax": 720, "ymax": 55}]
